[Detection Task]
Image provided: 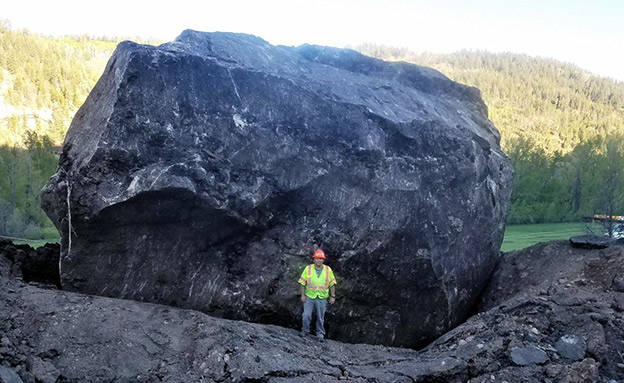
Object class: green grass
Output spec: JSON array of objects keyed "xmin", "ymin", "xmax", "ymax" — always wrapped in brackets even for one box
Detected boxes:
[
  {"xmin": 1, "ymin": 226, "xmax": 60, "ymax": 248},
  {"xmin": 1, "ymin": 235, "xmax": 60, "ymax": 248},
  {"xmin": 12, "ymin": 237, "xmax": 60, "ymax": 248},
  {"xmin": 501, "ymin": 222, "xmax": 596, "ymax": 252}
]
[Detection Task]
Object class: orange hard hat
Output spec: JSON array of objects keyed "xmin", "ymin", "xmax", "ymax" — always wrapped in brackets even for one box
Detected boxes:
[{"xmin": 313, "ymin": 249, "xmax": 326, "ymax": 259}]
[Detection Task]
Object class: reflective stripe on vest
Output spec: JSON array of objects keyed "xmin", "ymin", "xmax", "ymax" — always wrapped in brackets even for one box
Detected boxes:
[{"xmin": 305, "ymin": 264, "xmax": 329, "ymax": 290}]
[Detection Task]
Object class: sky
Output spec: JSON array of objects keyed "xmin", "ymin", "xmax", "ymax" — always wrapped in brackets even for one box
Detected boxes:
[{"xmin": 3, "ymin": 0, "xmax": 624, "ymax": 81}]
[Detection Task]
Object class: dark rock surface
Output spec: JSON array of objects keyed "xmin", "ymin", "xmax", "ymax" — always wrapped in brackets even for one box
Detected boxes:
[
  {"xmin": 510, "ymin": 346, "xmax": 549, "ymax": 366},
  {"xmin": 613, "ymin": 275, "xmax": 624, "ymax": 292},
  {"xmin": 570, "ymin": 234, "xmax": 616, "ymax": 249},
  {"xmin": 3, "ymin": 240, "xmax": 624, "ymax": 382},
  {"xmin": 0, "ymin": 365, "xmax": 23, "ymax": 383},
  {"xmin": 0, "ymin": 239, "xmax": 60, "ymax": 288},
  {"xmin": 40, "ymin": 31, "xmax": 512, "ymax": 348},
  {"xmin": 477, "ymin": 240, "xmax": 624, "ymax": 381},
  {"xmin": 555, "ymin": 334, "xmax": 587, "ymax": 362}
]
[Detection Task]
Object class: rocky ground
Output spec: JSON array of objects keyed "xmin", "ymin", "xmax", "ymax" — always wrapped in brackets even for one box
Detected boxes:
[{"xmin": 1, "ymin": 237, "xmax": 624, "ymax": 382}]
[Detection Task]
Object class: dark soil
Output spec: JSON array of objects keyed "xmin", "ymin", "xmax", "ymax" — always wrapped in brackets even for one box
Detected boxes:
[{"xmin": 1, "ymin": 238, "xmax": 623, "ymax": 382}]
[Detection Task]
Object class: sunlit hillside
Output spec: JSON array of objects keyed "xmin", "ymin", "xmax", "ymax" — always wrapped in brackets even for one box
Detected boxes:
[
  {"xmin": 0, "ymin": 22, "xmax": 157, "ymax": 147},
  {"xmin": 354, "ymin": 44, "xmax": 624, "ymax": 156},
  {"xmin": 0, "ymin": 24, "xmax": 158, "ymax": 239},
  {"xmin": 354, "ymin": 44, "xmax": 624, "ymax": 225}
]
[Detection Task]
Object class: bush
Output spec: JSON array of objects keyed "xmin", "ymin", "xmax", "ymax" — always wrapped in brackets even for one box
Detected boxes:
[
  {"xmin": 42, "ymin": 225, "xmax": 60, "ymax": 239},
  {"xmin": 0, "ymin": 198, "xmax": 53, "ymax": 239},
  {"xmin": 22, "ymin": 224, "xmax": 44, "ymax": 239}
]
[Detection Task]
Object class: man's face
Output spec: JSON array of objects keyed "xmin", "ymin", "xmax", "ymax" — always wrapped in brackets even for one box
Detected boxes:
[{"xmin": 313, "ymin": 257, "xmax": 325, "ymax": 267}]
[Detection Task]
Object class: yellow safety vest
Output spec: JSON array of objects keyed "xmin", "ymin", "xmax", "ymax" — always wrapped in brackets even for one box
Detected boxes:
[{"xmin": 298, "ymin": 264, "xmax": 336, "ymax": 299}]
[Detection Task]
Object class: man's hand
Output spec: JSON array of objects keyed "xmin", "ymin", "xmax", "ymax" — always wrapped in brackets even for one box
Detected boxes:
[
  {"xmin": 301, "ymin": 295, "xmax": 307, "ymax": 303},
  {"xmin": 329, "ymin": 296, "xmax": 336, "ymax": 305}
]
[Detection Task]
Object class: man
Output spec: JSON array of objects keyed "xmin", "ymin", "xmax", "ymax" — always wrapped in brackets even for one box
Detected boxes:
[{"xmin": 298, "ymin": 248, "xmax": 337, "ymax": 341}]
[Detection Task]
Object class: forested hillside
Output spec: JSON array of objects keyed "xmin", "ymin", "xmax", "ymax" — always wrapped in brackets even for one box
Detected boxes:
[
  {"xmin": 355, "ymin": 44, "xmax": 624, "ymax": 154},
  {"xmin": 0, "ymin": 23, "xmax": 134, "ymax": 239},
  {"xmin": 0, "ymin": 22, "xmax": 119, "ymax": 146},
  {"xmin": 356, "ymin": 44, "xmax": 624, "ymax": 225},
  {"xmin": 1, "ymin": 27, "xmax": 623, "ymax": 240}
]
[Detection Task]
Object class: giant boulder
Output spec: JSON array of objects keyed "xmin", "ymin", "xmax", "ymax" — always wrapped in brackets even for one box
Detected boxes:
[{"xmin": 41, "ymin": 30, "xmax": 512, "ymax": 348}]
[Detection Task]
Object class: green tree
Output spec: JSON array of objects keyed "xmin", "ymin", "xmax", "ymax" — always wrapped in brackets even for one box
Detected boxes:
[
  {"xmin": 355, "ymin": 44, "xmax": 624, "ymax": 225},
  {"xmin": 0, "ymin": 116, "xmax": 21, "ymax": 210},
  {"xmin": 593, "ymin": 135, "xmax": 624, "ymax": 237}
]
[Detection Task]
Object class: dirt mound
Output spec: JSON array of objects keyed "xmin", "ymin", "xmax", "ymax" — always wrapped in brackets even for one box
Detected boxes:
[{"xmin": 1, "ymin": 239, "xmax": 623, "ymax": 382}]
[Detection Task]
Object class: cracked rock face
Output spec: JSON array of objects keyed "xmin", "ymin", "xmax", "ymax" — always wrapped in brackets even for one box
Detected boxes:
[{"xmin": 40, "ymin": 30, "xmax": 512, "ymax": 348}]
